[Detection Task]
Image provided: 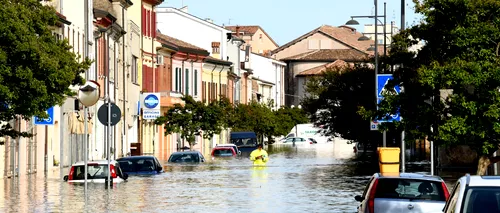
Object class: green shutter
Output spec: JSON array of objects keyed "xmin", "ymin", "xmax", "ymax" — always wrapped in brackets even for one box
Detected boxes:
[
  {"xmin": 175, "ymin": 68, "xmax": 179, "ymax": 91},
  {"xmin": 185, "ymin": 68, "xmax": 189, "ymax": 95},
  {"xmin": 194, "ymin": 69, "xmax": 198, "ymax": 96}
]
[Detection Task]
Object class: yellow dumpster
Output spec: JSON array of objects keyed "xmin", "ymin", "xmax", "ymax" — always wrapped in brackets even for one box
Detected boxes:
[{"xmin": 378, "ymin": 147, "xmax": 400, "ymax": 174}]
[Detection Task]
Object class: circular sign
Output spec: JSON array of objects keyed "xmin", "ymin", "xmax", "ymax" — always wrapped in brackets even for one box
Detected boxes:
[
  {"xmin": 97, "ymin": 103, "xmax": 122, "ymax": 126},
  {"xmin": 144, "ymin": 94, "xmax": 159, "ymax": 109}
]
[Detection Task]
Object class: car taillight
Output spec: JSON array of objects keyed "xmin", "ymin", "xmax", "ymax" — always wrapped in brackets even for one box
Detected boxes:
[
  {"xmin": 441, "ymin": 182, "xmax": 450, "ymax": 201},
  {"xmin": 353, "ymin": 146, "xmax": 357, "ymax": 153},
  {"xmin": 68, "ymin": 166, "xmax": 75, "ymax": 181},
  {"xmin": 110, "ymin": 164, "xmax": 117, "ymax": 179},
  {"xmin": 310, "ymin": 141, "xmax": 313, "ymax": 144},
  {"xmin": 368, "ymin": 179, "xmax": 379, "ymax": 213}
]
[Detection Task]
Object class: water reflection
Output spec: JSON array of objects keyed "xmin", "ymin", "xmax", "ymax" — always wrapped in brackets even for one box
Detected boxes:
[{"xmin": 1, "ymin": 142, "xmax": 373, "ymax": 212}]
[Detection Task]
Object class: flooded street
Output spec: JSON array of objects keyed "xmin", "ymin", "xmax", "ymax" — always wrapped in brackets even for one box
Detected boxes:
[{"xmin": 1, "ymin": 142, "xmax": 379, "ymax": 213}]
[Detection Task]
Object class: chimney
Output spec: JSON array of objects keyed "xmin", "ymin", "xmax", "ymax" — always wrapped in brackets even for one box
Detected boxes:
[
  {"xmin": 236, "ymin": 25, "xmax": 240, "ymax": 37},
  {"xmin": 180, "ymin": 6, "xmax": 188, "ymax": 13}
]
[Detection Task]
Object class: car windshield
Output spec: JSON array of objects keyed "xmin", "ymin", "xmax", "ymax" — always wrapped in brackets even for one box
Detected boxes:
[
  {"xmin": 118, "ymin": 158, "xmax": 156, "ymax": 173},
  {"xmin": 375, "ymin": 178, "xmax": 447, "ymax": 201},
  {"xmin": 231, "ymin": 138, "xmax": 257, "ymax": 147},
  {"xmin": 463, "ymin": 187, "xmax": 500, "ymax": 213},
  {"xmin": 168, "ymin": 153, "xmax": 199, "ymax": 163},
  {"xmin": 72, "ymin": 164, "xmax": 110, "ymax": 180},
  {"xmin": 213, "ymin": 149, "xmax": 234, "ymax": 157}
]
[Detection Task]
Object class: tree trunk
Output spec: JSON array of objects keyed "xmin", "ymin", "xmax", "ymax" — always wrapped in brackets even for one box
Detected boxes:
[{"xmin": 476, "ymin": 155, "xmax": 500, "ymax": 175}]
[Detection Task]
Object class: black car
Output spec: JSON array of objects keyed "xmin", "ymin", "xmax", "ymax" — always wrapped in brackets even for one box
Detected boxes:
[{"xmin": 116, "ymin": 155, "xmax": 163, "ymax": 175}]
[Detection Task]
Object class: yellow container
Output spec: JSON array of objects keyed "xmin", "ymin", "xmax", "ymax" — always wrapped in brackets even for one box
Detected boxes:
[{"xmin": 378, "ymin": 147, "xmax": 401, "ymax": 174}]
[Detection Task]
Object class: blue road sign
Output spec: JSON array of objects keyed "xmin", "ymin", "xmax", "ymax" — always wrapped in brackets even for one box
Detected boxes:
[
  {"xmin": 34, "ymin": 107, "xmax": 55, "ymax": 125},
  {"xmin": 377, "ymin": 74, "xmax": 401, "ymax": 122},
  {"xmin": 144, "ymin": 94, "xmax": 159, "ymax": 109}
]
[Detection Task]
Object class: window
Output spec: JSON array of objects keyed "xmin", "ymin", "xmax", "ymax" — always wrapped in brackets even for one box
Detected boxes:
[
  {"xmin": 131, "ymin": 56, "xmax": 138, "ymax": 84},
  {"xmin": 374, "ymin": 178, "xmax": 447, "ymax": 201},
  {"xmin": 174, "ymin": 68, "xmax": 179, "ymax": 92},
  {"xmin": 194, "ymin": 69, "xmax": 198, "ymax": 96},
  {"xmin": 185, "ymin": 68, "xmax": 189, "ymax": 95},
  {"xmin": 462, "ymin": 187, "xmax": 500, "ymax": 213}
]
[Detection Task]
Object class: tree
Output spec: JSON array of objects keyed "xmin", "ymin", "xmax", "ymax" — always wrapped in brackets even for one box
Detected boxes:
[
  {"xmin": 301, "ymin": 65, "xmax": 380, "ymax": 146},
  {"xmin": 155, "ymin": 95, "xmax": 225, "ymax": 150},
  {"xmin": 373, "ymin": 0, "xmax": 500, "ymax": 175},
  {"xmin": 272, "ymin": 106, "xmax": 309, "ymax": 137},
  {"xmin": 0, "ymin": 0, "xmax": 91, "ymax": 138}
]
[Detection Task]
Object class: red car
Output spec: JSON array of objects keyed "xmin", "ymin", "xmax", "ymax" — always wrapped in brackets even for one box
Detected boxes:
[{"xmin": 211, "ymin": 147, "xmax": 237, "ymax": 158}]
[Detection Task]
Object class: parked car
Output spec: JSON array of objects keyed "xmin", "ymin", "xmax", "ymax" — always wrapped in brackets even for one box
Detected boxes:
[
  {"xmin": 216, "ymin": 144, "xmax": 241, "ymax": 155},
  {"xmin": 116, "ymin": 155, "xmax": 163, "ymax": 175},
  {"xmin": 354, "ymin": 142, "xmax": 376, "ymax": 157},
  {"xmin": 354, "ymin": 172, "xmax": 450, "ymax": 213},
  {"xmin": 168, "ymin": 151, "xmax": 205, "ymax": 163},
  {"xmin": 64, "ymin": 160, "xmax": 128, "ymax": 183},
  {"xmin": 443, "ymin": 174, "xmax": 500, "ymax": 213},
  {"xmin": 211, "ymin": 147, "xmax": 237, "ymax": 158},
  {"xmin": 230, "ymin": 131, "xmax": 258, "ymax": 152},
  {"xmin": 283, "ymin": 137, "xmax": 315, "ymax": 147}
]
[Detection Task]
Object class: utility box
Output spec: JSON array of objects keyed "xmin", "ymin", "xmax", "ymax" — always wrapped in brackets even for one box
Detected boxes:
[{"xmin": 378, "ymin": 147, "xmax": 400, "ymax": 174}]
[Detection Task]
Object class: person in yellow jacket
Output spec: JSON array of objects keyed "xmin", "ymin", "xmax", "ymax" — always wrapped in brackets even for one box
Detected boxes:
[{"xmin": 250, "ymin": 144, "xmax": 269, "ymax": 166}]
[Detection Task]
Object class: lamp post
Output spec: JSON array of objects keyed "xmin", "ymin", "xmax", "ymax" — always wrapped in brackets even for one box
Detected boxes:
[{"xmin": 347, "ymin": 1, "xmax": 388, "ymax": 147}]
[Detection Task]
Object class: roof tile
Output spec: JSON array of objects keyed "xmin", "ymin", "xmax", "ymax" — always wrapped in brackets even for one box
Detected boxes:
[
  {"xmin": 282, "ymin": 49, "xmax": 369, "ymax": 61},
  {"xmin": 156, "ymin": 33, "xmax": 207, "ymax": 51},
  {"xmin": 297, "ymin": 60, "xmax": 352, "ymax": 76}
]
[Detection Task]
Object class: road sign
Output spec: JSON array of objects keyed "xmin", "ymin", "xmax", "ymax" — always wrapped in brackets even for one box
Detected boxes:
[
  {"xmin": 377, "ymin": 74, "xmax": 401, "ymax": 122},
  {"xmin": 142, "ymin": 93, "xmax": 160, "ymax": 120},
  {"xmin": 370, "ymin": 120, "xmax": 379, "ymax": 131},
  {"xmin": 98, "ymin": 103, "xmax": 121, "ymax": 126},
  {"xmin": 34, "ymin": 107, "xmax": 55, "ymax": 125}
]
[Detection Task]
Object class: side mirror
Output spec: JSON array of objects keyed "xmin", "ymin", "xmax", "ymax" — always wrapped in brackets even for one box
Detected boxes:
[
  {"xmin": 123, "ymin": 173, "xmax": 129, "ymax": 180},
  {"xmin": 63, "ymin": 175, "xmax": 68, "ymax": 182},
  {"xmin": 355, "ymin": 195, "xmax": 364, "ymax": 202}
]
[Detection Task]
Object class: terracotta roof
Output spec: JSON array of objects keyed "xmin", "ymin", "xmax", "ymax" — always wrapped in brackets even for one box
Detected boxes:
[
  {"xmin": 282, "ymin": 49, "xmax": 369, "ymax": 62},
  {"xmin": 225, "ymin": 25, "xmax": 279, "ymax": 47},
  {"xmin": 156, "ymin": 33, "xmax": 207, "ymax": 52},
  {"xmin": 225, "ymin": 26, "xmax": 260, "ymax": 35},
  {"xmin": 204, "ymin": 56, "xmax": 233, "ymax": 66},
  {"xmin": 296, "ymin": 60, "xmax": 352, "ymax": 76},
  {"xmin": 272, "ymin": 25, "xmax": 383, "ymax": 56}
]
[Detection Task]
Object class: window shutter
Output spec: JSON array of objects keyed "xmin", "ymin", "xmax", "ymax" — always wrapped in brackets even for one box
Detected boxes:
[
  {"xmin": 153, "ymin": 11, "xmax": 156, "ymax": 38},
  {"xmin": 194, "ymin": 69, "xmax": 198, "ymax": 96},
  {"xmin": 185, "ymin": 69, "xmax": 189, "ymax": 95}
]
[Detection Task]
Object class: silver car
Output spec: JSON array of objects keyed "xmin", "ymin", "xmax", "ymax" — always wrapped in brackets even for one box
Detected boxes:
[
  {"xmin": 355, "ymin": 173, "xmax": 450, "ymax": 213},
  {"xmin": 443, "ymin": 174, "xmax": 500, "ymax": 213}
]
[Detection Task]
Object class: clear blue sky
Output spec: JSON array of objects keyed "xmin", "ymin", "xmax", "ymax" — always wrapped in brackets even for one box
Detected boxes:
[{"xmin": 159, "ymin": 0, "xmax": 422, "ymax": 46}]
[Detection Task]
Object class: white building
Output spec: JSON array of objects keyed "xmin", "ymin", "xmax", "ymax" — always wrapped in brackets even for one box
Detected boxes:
[
  {"xmin": 248, "ymin": 52, "xmax": 286, "ymax": 109},
  {"xmin": 363, "ymin": 22, "xmax": 399, "ymax": 51}
]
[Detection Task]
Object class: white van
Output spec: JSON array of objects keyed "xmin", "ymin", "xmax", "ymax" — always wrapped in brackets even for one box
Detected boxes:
[{"xmin": 281, "ymin": 123, "xmax": 329, "ymax": 144}]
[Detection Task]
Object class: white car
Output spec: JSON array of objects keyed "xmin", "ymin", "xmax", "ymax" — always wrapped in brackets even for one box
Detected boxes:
[
  {"xmin": 282, "ymin": 137, "xmax": 315, "ymax": 147},
  {"xmin": 443, "ymin": 174, "xmax": 500, "ymax": 213},
  {"xmin": 216, "ymin": 144, "xmax": 241, "ymax": 155},
  {"xmin": 64, "ymin": 160, "xmax": 128, "ymax": 183}
]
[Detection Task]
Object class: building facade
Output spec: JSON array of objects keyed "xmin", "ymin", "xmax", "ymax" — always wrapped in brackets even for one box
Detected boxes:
[{"xmin": 224, "ymin": 25, "xmax": 279, "ymax": 55}]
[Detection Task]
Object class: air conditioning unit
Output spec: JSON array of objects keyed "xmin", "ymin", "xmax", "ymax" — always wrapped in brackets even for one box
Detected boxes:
[{"xmin": 156, "ymin": 55, "xmax": 164, "ymax": 65}]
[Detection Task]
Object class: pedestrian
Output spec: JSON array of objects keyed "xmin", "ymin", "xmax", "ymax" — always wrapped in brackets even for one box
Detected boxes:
[{"xmin": 250, "ymin": 144, "xmax": 269, "ymax": 166}]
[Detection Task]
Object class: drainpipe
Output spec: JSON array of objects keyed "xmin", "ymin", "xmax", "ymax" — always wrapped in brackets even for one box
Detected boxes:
[
  {"xmin": 122, "ymin": 6, "xmax": 127, "ymax": 157},
  {"xmin": 236, "ymin": 43, "xmax": 244, "ymax": 103},
  {"xmin": 113, "ymin": 41, "xmax": 117, "ymax": 159}
]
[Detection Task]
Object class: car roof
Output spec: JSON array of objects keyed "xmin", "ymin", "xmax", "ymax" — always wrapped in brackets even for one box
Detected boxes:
[
  {"xmin": 217, "ymin": 144, "xmax": 237, "ymax": 146},
  {"xmin": 72, "ymin": 160, "xmax": 118, "ymax": 166},
  {"xmin": 171, "ymin": 151, "xmax": 201, "ymax": 155},
  {"xmin": 117, "ymin": 155, "xmax": 156, "ymax": 160},
  {"xmin": 213, "ymin": 146, "xmax": 233, "ymax": 149},
  {"xmin": 462, "ymin": 175, "xmax": 500, "ymax": 187},
  {"xmin": 375, "ymin": 172, "xmax": 444, "ymax": 181}
]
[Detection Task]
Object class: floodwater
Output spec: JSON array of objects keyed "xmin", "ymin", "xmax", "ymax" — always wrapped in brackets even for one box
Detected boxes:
[{"xmin": 0, "ymin": 142, "xmax": 382, "ymax": 213}]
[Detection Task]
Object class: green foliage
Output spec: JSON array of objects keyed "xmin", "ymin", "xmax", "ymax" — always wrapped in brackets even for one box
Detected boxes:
[
  {"xmin": 156, "ymin": 95, "xmax": 309, "ymax": 146},
  {"xmin": 374, "ymin": 0, "xmax": 500, "ymax": 156},
  {"xmin": 0, "ymin": 0, "xmax": 91, "ymax": 138},
  {"xmin": 301, "ymin": 65, "xmax": 380, "ymax": 145}
]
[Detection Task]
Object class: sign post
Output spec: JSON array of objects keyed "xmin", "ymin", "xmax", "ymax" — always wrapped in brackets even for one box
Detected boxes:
[
  {"xmin": 142, "ymin": 93, "xmax": 160, "ymax": 120},
  {"xmin": 373, "ymin": 74, "xmax": 401, "ymax": 147},
  {"xmin": 34, "ymin": 107, "xmax": 55, "ymax": 125}
]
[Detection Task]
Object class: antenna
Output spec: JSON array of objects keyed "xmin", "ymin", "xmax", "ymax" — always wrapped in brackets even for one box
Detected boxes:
[
  {"xmin": 228, "ymin": 18, "xmax": 232, "ymax": 25},
  {"xmin": 181, "ymin": 0, "xmax": 185, "ymax": 7},
  {"xmin": 392, "ymin": 9, "xmax": 396, "ymax": 21}
]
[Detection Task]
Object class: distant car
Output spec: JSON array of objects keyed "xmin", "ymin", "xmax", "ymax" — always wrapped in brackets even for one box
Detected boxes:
[
  {"xmin": 211, "ymin": 147, "xmax": 237, "ymax": 158},
  {"xmin": 283, "ymin": 137, "xmax": 315, "ymax": 147},
  {"xmin": 116, "ymin": 155, "xmax": 163, "ymax": 175},
  {"xmin": 64, "ymin": 160, "xmax": 128, "ymax": 183},
  {"xmin": 354, "ymin": 173, "xmax": 449, "ymax": 213},
  {"xmin": 168, "ymin": 151, "xmax": 205, "ymax": 163},
  {"xmin": 354, "ymin": 142, "xmax": 376, "ymax": 157},
  {"xmin": 443, "ymin": 174, "xmax": 500, "ymax": 213},
  {"xmin": 216, "ymin": 144, "xmax": 241, "ymax": 155}
]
